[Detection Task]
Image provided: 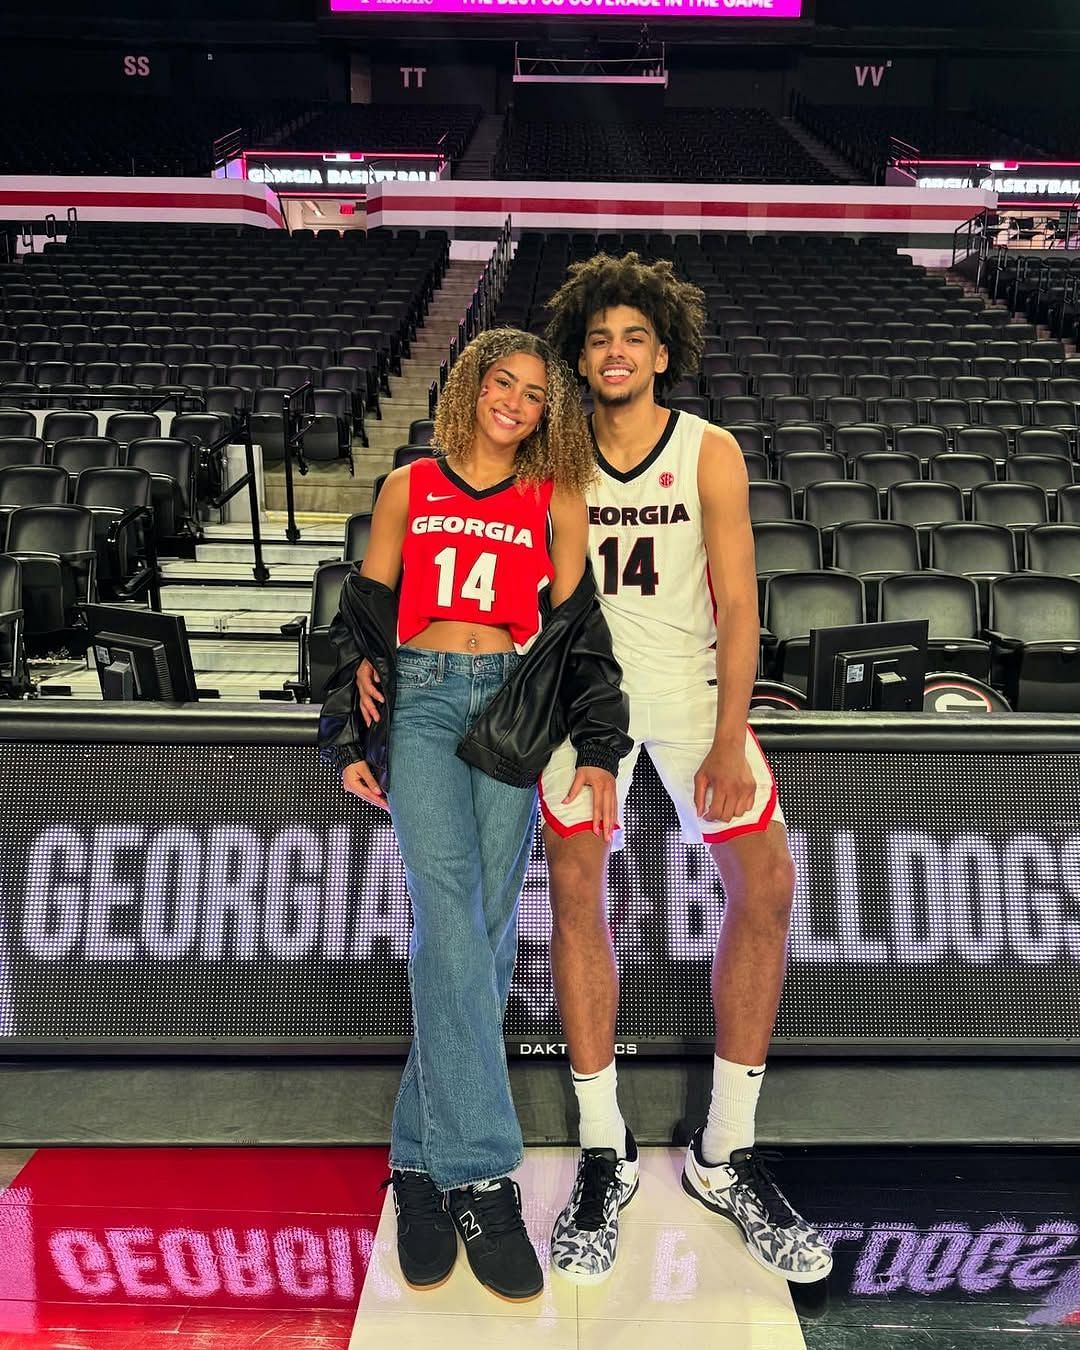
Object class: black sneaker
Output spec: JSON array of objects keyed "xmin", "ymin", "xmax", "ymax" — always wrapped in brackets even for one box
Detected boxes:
[
  {"xmin": 447, "ymin": 1177, "xmax": 543, "ymax": 1302},
  {"xmin": 384, "ymin": 1170, "xmax": 457, "ymax": 1290}
]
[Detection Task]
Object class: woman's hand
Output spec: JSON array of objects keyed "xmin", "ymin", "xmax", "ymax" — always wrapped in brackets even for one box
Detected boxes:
[
  {"xmin": 563, "ymin": 766, "xmax": 619, "ymax": 842},
  {"xmin": 342, "ymin": 760, "xmax": 388, "ymax": 810},
  {"xmin": 355, "ymin": 659, "xmax": 384, "ymax": 727}
]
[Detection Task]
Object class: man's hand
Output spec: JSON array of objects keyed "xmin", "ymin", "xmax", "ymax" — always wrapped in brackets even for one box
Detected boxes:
[
  {"xmin": 342, "ymin": 760, "xmax": 388, "ymax": 810},
  {"xmin": 694, "ymin": 741, "xmax": 755, "ymax": 824},
  {"xmin": 563, "ymin": 766, "xmax": 619, "ymax": 842},
  {"xmin": 355, "ymin": 659, "xmax": 384, "ymax": 727}
]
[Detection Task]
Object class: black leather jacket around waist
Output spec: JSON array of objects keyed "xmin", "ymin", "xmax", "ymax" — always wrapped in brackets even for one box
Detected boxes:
[{"xmin": 318, "ymin": 561, "xmax": 633, "ymax": 790}]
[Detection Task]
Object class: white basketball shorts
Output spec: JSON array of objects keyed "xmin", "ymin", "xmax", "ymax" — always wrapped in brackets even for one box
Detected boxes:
[{"xmin": 539, "ymin": 681, "xmax": 782, "ymax": 851}]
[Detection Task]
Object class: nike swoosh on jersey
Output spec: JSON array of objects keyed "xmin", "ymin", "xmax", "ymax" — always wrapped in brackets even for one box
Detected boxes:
[{"xmin": 426, "ymin": 493, "xmax": 454, "ymax": 502}]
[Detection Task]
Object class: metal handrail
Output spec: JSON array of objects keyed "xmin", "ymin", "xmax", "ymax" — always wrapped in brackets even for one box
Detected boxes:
[
  {"xmin": 208, "ymin": 410, "xmax": 269, "ymax": 585},
  {"xmin": 278, "ymin": 379, "xmax": 314, "ymax": 545}
]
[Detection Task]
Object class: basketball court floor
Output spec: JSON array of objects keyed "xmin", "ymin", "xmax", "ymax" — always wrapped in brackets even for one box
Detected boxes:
[{"xmin": 0, "ymin": 1143, "xmax": 1076, "ymax": 1348}]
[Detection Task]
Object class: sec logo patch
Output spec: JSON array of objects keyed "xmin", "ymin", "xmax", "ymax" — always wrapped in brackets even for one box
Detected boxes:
[{"xmin": 659, "ymin": 471, "xmax": 674, "ymax": 488}]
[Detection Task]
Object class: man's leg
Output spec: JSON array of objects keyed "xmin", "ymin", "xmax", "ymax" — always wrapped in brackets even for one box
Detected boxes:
[
  {"xmin": 703, "ymin": 821, "xmax": 794, "ymax": 1162},
  {"xmin": 540, "ymin": 745, "xmax": 640, "ymax": 1285},
  {"xmin": 545, "ymin": 825, "xmax": 617, "ymax": 1074},
  {"xmin": 680, "ymin": 811, "xmax": 831, "ymax": 1282}
]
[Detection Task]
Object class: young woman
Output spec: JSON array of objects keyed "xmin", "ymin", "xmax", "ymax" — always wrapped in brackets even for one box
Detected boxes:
[{"xmin": 319, "ymin": 328, "xmax": 631, "ymax": 1304}]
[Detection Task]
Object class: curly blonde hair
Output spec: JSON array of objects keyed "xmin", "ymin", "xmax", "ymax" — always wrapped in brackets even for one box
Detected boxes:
[
  {"xmin": 545, "ymin": 252, "xmax": 706, "ymax": 395},
  {"xmin": 433, "ymin": 328, "xmax": 595, "ymax": 493}
]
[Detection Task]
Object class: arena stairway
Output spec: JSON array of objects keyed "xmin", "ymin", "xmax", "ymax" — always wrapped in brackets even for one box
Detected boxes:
[{"xmin": 33, "ymin": 516, "xmax": 345, "ymax": 701}]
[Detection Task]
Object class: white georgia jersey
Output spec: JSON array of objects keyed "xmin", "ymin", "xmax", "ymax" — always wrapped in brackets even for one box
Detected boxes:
[{"xmin": 586, "ymin": 409, "xmax": 717, "ymax": 699}]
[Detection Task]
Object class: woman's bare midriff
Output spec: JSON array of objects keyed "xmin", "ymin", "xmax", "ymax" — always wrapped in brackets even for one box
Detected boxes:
[{"xmin": 404, "ymin": 620, "xmax": 515, "ymax": 654}]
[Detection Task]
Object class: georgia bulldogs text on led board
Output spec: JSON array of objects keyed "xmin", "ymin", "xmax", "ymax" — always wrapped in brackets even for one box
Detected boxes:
[{"xmin": 1, "ymin": 743, "xmax": 1078, "ymax": 1052}]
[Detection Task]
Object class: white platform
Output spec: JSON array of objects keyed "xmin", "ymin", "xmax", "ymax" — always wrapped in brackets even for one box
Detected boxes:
[{"xmin": 350, "ymin": 1148, "xmax": 805, "ymax": 1350}]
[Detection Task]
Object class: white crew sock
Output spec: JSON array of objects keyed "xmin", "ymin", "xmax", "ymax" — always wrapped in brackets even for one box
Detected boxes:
[
  {"xmin": 571, "ymin": 1060, "xmax": 627, "ymax": 1155},
  {"xmin": 701, "ymin": 1054, "xmax": 765, "ymax": 1164}
]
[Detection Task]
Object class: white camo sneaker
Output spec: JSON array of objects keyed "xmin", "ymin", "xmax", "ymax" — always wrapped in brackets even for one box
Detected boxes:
[
  {"xmin": 550, "ymin": 1130, "xmax": 640, "ymax": 1284},
  {"xmin": 681, "ymin": 1128, "xmax": 832, "ymax": 1284}
]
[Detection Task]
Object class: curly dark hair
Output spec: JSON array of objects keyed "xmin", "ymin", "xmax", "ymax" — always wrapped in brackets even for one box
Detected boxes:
[
  {"xmin": 433, "ymin": 327, "xmax": 595, "ymax": 493},
  {"xmin": 544, "ymin": 252, "xmax": 706, "ymax": 395}
]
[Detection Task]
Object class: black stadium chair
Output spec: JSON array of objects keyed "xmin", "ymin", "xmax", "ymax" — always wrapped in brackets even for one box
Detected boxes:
[
  {"xmin": 1058, "ymin": 485, "xmax": 1080, "ymax": 525},
  {"xmin": 853, "ymin": 452, "xmax": 923, "ymax": 504},
  {"xmin": 778, "ymin": 452, "xmax": 846, "ymax": 496},
  {"xmin": 835, "ymin": 424, "xmax": 889, "ymax": 460},
  {"xmin": 74, "ymin": 465, "xmax": 156, "ymax": 598},
  {"xmin": 773, "ymin": 425, "xmax": 826, "ymax": 458},
  {"xmin": 748, "ymin": 480, "xmax": 794, "ymax": 523},
  {"xmin": 929, "ymin": 521, "xmax": 1017, "ymax": 579},
  {"xmin": 987, "ymin": 573, "xmax": 1080, "ymax": 711},
  {"xmin": 283, "ymin": 559, "xmax": 353, "ymax": 704},
  {"xmin": 1007, "ymin": 454, "xmax": 1075, "ymax": 495},
  {"xmin": 105, "ymin": 412, "xmax": 162, "ymax": 446},
  {"xmin": 879, "ymin": 571, "xmax": 991, "ymax": 680},
  {"xmin": 51, "ymin": 436, "xmax": 122, "ymax": 484},
  {"xmin": 1024, "ymin": 524, "xmax": 1080, "ymax": 579},
  {"xmin": 971, "ymin": 481, "xmax": 1048, "ymax": 531},
  {"xmin": 343, "ymin": 512, "xmax": 373, "ymax": 563},
  {"xmin": 1014, "ymin": 427, "xmax": 1073, "ymax": 461},
  {"xmin": 0, "ymin": 462, "xmax": 69, "ymax": 538},
  {"xmin": 4, "ymin": 503, "xmax": 96, "ymax": 634},
  {"xmin": 802, "ymin": 480, "xmax": 880, "ymax": 534},
  {"xmin": 894, "ymin": 426, "xmax": 950, "ymax": 466},
  {"xmin": 0, "ymin": 554, "xmax": 28, "ymax": 694},
  {"xmin": 831, "ymin": 519, "xmax": 921, "ymax": 583},
  {"xmin": 393, "ymin": 445, "xmax": 435, "ymax": 470},
  {"xmin": 42, "ymin": 410, "xmax": 98, "ymax": 444},
  {"xmin": 752, "ymin": 521, "xmax": 823, "ymax": 603},
  {"xmin": 761, "ymin": 569, "xmax": 866, "ymax": 690},
  {"xmin": 930, "ymin": 453, "xmax": 996, "ymax": 494},
  {"xmin": 126, "ymin": 438, "xmax": 197, "ymax": 538},
  {"xmin": 0, "ymin": 436, "xmax": 46, "ymax": 467}
]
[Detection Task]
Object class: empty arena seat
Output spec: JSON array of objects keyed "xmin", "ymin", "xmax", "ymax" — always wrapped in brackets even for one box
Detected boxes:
[
  {"xmin": 987, "ymin": 573, "xmax": 1080, "ymax": 710},
  {"xmin": 126, "ymin": 438, "xmax": 197, "ymax": 537},
  {"xmin": 0, "ymin": 553, "xmax": 27, "ymax": 693},
  {"xmin": 748, "ymin": 480, "xmax": 794, "ymax": 523},
  {"xmin": 0, "ymin": 462, "xmax": 68, "ymax": 538},
  {"xmin": 971, "ymin": 481, "xmax": 1049, "ymax": 531},
  {"xmin": 42, "ymin": 410, "xmax": 97, "ymax": 444},
  {"xmin": 831, "ymin": 520, "xmax": 921, "ymax": 579},
  {"xmin": 773, "ymin": 425, "xmax": 827, "ymax": 458},
  {"xmin": 834, "ymin": 424, "xmax": 890, "ymax": 460},
  {"xmin": 852, "ymin": 452, "xmax": 923, "ymax": 503},
  {"xmin": 778, "ymin": 452, "xmax": 846, "ymax": 496},
  {"xmin": 1024, "ymin": 524, "xmax": 1080, "ymax": 579},
  {"xmin": 1007, "ymin": 454, "xmax": 1075, "ymax": 495},
  {"xmin": 879, "ymin": 571, "xmax": 990, "ymax": 680},
  {"xmin": 343, "ymin": 513, "xmax": 372, "ymax": 563},
  {"xmin": 51, "ymin": 437, "xmax": 121, "ymax": 482},
  {"xmin": 761, "ymin": 569, "xmax": 866, "ymax": 689},
  {"xmin": 289, "ymin": 560, "xmax": 354, "ymax": 704},
  {"xmin": 752, "ymin": 521, "xmax": 823, "ymax": 596},
  {"xmin": 4, "ymin": 503, "xmax": 96, "ymax": 633},
  {"xmin": 0, "ymin": 436, "xmax": 46, "ymax": 468},
  {"xmin": 894, "ymin": 426, "xmax": 950, "ymax": 466},
  {"xmin": 1014, "ymin": 427, "xmax": 1073, "ymax": 460},
  {"xmin": 105, "ymin": 411, "xmax": 162, "ymax": 445},
  {"xmin": 954, "ymin": 426, "xmax": 1009, "ymax": 464},
  {"xmin": 930, "ymin": 453, "xmax": 997, "ymax": 494},
  {"xmin": 802, "ymin": 480, "xmax": 880, "ymax": 533},
  {"xmin": 393, "ymin": 445, "xmax": 436, "ymax": 470},
  {"xmin": 73, "ymin": 465, "xmax": 154, "ymax": 595}
]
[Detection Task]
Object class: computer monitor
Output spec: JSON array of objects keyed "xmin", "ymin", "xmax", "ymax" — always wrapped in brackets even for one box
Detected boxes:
[
  {"xmin": 83, "ymin": 604, "xmax": 199, "ymax": 703},
  {"xmin": 807, "ymin": 619, "xmax": 929, "ymax": 712}
]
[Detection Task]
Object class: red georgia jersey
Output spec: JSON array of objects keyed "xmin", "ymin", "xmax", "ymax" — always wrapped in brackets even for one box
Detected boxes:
[{"xmin": 398, "ymin": 456, "xmax": 555, "ymax": 648}]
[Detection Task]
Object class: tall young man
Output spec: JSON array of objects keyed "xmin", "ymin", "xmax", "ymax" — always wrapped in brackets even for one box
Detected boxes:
[{"xmin": 540, "ymin": 253, "xmax": 833, "ymax": 1286}]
